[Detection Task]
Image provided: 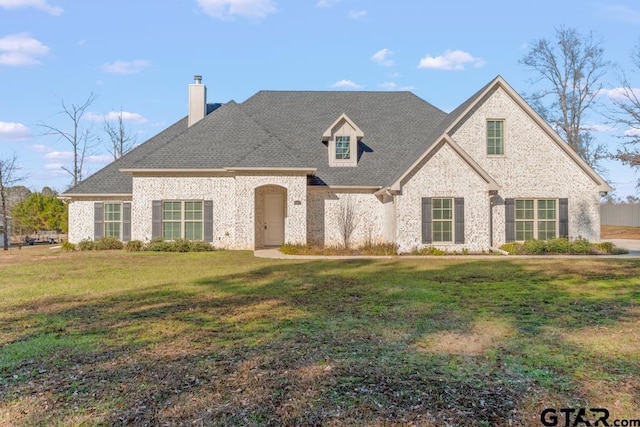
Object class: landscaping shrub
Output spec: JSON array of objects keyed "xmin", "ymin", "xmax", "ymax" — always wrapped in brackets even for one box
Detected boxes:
[
  {"xmin": 125, "ymin": 240, "xmax": 145, "ymax": 252},
  {"xmin": 172, "ymin": 238, "xmax": 192, "ymax": 252},
  {"xmin": 359, "ymin": 242, "xmax": 399, "ymax": 255},
  {"xmin": 500, "ymin": 242, "xmax": 524, "ymax": 255},
  {"xmin": 569, "ymin": 238, "xmax": 591, "ymax": 255},
  {"xmin": 523, "ymin": 239, "xmax": 547, "ymax": 254},
  {"xmin": 77, "ymin": 239, "xmax": 96, "ymax": 251},
  {"xmin": 413, "ymin": 246, "xmax": 446, "ymax": 256},
  {"xmin": 146, "ymin": 238, "xmax": 174, "ymax": 252},
  {"xmin": 545, "ymin": 237, "xmax": 570, "ymax": 254},
  {"xmin": 187, "ymin": 240, "xmax": 214, "ymax": 252},
  {"xmin": 61, "ymin": 241, "xmax": 76, "ymax": 252},
  {"xmin": 95, "ymin": 236, "xmax": 124, "ymax": 250}
]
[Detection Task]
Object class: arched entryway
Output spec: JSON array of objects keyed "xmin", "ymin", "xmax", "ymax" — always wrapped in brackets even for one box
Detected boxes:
[{"xmin": 255, "ymin": 185, "xmax": 287, "ymax": 248}]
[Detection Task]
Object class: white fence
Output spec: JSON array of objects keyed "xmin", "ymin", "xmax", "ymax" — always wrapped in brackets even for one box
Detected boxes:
[{"xmin": 600, "ymin": 204, "xmax": 640, "ymax": 226}]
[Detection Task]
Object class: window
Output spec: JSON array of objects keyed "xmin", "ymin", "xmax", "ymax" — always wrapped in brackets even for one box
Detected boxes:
[
  {"xmin": 515, "ymin": 199, "xmax": 557, "ymax": 240},
  {"xmin": 335, "ymin": 136, "xmax": 351, "ymax": 160},
  {"xmin": 162, "ymin": 201, "xmax": 203, "ymax": 240},
  {"xmin": 422, "ymin": 197, "xmax": 465, "ymax": 244},
  {"xmin": 487, "ymin": 120, "xmax": 504, "ymax": 155},
  {"xmin": 432, "ymin": 198, "xmax": 453, "ymax": 242},
  {"xmin": 104, "ymin": 203, "xmax": 122, "ymax": 238}
]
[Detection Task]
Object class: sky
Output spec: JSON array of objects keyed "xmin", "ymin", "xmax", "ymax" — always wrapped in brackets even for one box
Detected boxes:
[{"xmin": 1, "ymin": 0, "xmax": 639, "ymax": 197}]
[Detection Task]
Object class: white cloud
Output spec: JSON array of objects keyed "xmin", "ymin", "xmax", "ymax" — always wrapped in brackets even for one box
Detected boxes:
[
  {"xmin": 86, "ymin": 111, "xmax": 147, "ymax": 124},
  {"xmin": 624, "ymin": 127, "xmax": 640, "ymax": 137},
  {"xmin": 371, "ymin": 48, "xmax": 394, "ymax": 67},
  {"xmin": 43, "ymin": 162, "xmax": 63, "ymax": 171},
  {"xmin": 601, "ymin": 87, "xmax": 640, "ymax": 102},
  {"xmin": 0, "ymin": 0, "xmax": 63, "ymax": 15},
  {"xmin": 99, "ymin": 59, "xmax": 151, "ymax": 74},
  {"xmin": 418, "ymin": 49, "xmax": 485, "ymax": 71},
  {"xmin": 348, "ymin": 10, "xmax": 366, "ymax": 19},
  {"xmin": 31, "ymin": 144, "xmax": 52, "ymax": 153},
  {"xmin": 378, "ymin": 82, "xmax": 415, "ymax": 91},
  {"xmin": 604, "ymin": 4, "xmax": 640, "ymax": 24},
  {"xmin": 0, "ymin": 121, "xmax": 31, "ymax": 140},
  {"xmin": 584, "ymin": 123, "xmax": 617, "ymax": 133},
  {"xmin": 44, "ymin": 150, "xmax": 73, "ymax": 162},
  {"xmin": 331, "ymin": 79, "xmax": 363, "ymax": 89},
  {"xmin": 317, "ymin": 0, "xmax": 339, "ymax": 7},
  {"xmin": 0, "ymin": 33, "xmax": 49, "ymax": 66},
  {"xmin": 196, "ymin": 0, "xmax": 275, "ymax": 20}
]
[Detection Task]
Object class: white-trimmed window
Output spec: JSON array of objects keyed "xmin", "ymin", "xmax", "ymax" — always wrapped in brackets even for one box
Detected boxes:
[
  {"xmin": 162, "ymin": 201, "xmax": 203, "ymax": 240},
  {"xmin": 104, "ymin": 203, "xmax": 122, "ymax": 238},
  {"xmin": 335, "ymin": 136, "xmax": 351, "ymax": 160},
  {"xmin": 432, "ymin": 198, "xmax": 453, "ymax": 242},
  {"xmin": 515, "ymin": 199, "xmax": 557, "ymax": 240},
  {"xmin": 487, "ymin": 120, "xmax": 504, "ymax": 155},
  {"xmin": 421, "ymin": 197, "xmax": 465, "ymax": 244}
]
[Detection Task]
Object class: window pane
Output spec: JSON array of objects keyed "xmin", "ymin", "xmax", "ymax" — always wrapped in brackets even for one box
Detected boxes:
[
  {"xmin": 538, "ymin": 221, "xmax": 556, "ymax": 240},
  {"xmin": 185, "ymin": 201, "xmax": 202, "ymax": 221},
  {"xmin": 516, "ymin": 221, "xmax": 534, "ymax": 241},
  {"xmin": 185, "ymin": 222, "xmax": 202, "ymax": 240},
  {"xmin": 163, "ymin": 202, "xmax": 181, "ymax": 221},
  {"xmin": 163, "ymin": 222, "xmax": 181, "ymax": 240},
  {"xmin": 335, "ymin": 136, "xmax": 350, "ymax": 160},
  {"xmin": 432, "ymin": 198, "xmax": 453, "ymax": 242},
  {"xmin": 104, "ymin": 203, "xmax": 121, "ymax": 221},
  {"xmin": 487, "ymin": 120, "xmax": 504, "ymax": 155},
  {"xmin": 515, "ymin": 199, "xmax": 534, "ymax": 220},
  {"xmin": 104, "ymin": 222, "xmax": 120, "ymax": 238}
]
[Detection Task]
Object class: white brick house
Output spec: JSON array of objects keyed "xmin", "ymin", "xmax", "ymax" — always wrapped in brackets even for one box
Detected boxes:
[{"xmin": 62, "ymin": 75, "xmax": 611, "ymax": 252}]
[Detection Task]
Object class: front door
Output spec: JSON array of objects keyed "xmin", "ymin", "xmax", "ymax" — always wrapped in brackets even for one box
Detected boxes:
[{"xmin": 264, "ymin": 193, "xmax": 285, "ymax": 246}]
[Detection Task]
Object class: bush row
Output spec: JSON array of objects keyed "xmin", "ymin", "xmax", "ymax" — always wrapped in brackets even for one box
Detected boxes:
[
  {"xmin": 64, "ymin": 237, "xmax": 214, "ymax": 252},
  {"xmin": 499, "ymin": 238, "xmax": 627, "ymax": 255}
]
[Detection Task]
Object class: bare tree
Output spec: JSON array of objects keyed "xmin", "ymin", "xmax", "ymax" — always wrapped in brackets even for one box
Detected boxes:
[
  {"xmin": 0, "ymin": 154, "xmax": 24, "ymax": 250},
  {"xmin": 337, "ymin": 195, "xmax": 359, "ymax": 248},
  {"xmin": 103, "ymin": 109, "xmax": 136, "ymax": 160},
  {"xmin": 609, "ymin": 42, "xmax": 640, "ymax": 187},
  {"xmin": 520, "ymin": 27, "xmax": 609, "ymax": 170},
  {"xmin": 38, "ymin": 93, "xmax": 98, "ymax": 187}
]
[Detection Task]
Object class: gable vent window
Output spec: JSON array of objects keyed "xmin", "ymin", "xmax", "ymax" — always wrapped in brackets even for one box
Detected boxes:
[{"xmin": 335, "ymin": 136, "xmax": 351, "ymax": 160}]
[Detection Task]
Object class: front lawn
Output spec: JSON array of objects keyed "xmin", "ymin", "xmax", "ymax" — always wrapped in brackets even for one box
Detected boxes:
[{"xmin": 1, "ymin": 248, "xmax": 639, "ymax": 426}]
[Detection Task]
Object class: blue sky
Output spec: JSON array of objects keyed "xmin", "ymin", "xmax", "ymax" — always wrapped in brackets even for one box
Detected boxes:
[{"xmin": 0, "ymin": 0, "xmax": 639, "ymax": 197}]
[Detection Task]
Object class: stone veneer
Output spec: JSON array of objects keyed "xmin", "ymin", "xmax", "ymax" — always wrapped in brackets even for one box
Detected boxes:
[
  {"xmin": 395, "ymin": 142, "xmax": 491, "ymax": 253},
  {"xmin": 66, "ymin": 174, "xmax": 308, "ymax": 249},
  {"xmin": 449, "ymin": 87, "xmax": 602, "ymax": 244},
  {"xmin": 307, "ymin": 189, "xmax": 392, "ymax": 247}
]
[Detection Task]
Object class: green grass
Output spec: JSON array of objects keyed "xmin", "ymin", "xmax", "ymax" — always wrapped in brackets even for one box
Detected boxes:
[{"xmin": 1, "ymin": 248, "xmax": 639, "ymax": 425}]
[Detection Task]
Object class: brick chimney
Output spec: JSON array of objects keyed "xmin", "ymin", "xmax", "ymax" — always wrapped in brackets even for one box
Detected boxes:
[{"xmin": 188, "ymin": 75, "xmax": 206, "ymax": 127}]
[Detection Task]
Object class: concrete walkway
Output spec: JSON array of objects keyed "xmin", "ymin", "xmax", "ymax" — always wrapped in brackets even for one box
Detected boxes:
[{"xmin": 254, "ymin": 240, "xmax": 640, "ymax": 260}]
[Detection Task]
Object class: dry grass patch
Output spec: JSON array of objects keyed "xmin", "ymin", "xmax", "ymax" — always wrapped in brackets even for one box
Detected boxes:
[
  {"xmin": 414, "ymin": 320, "xmax": 514, "ymax": 356},
  {"xmin": 601, "ymin": 225, "xmax": 640, "ymax": 239}
]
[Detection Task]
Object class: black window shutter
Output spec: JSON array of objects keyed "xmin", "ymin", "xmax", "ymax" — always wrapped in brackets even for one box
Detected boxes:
[
  {"xmin": 122, "ymin": 202, "xmax": 131, "ymax": 242},
  {"xmin": 505, "ymin": 198, "xmax": 515, "ymax": 243},
  {"xmin": 94, "ymin": 202, "xmax": 104, "ymax": 241},
  {"xmin": 422, "ymin": 197, "xmax": 432, "ymax": 244},
  {"xmin": 204, "ymin": 200, "xmax": 214, "ymax": 242},
  {"xmin": 454, "ymin": 198, "xmax": 465, "ymax": 244},
  {"xmin": 558, "ymin": 198, "xmax": 569, "ymax": 238},
  {"xmin": 152, "ymin": 200, "xmax": 162, "ymax": 239}
]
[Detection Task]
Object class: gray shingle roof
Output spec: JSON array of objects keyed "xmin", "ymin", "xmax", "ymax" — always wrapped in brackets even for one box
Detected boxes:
[{"xmin": 64, "ymin": 88, "xmax": 459, "ymax": 195}]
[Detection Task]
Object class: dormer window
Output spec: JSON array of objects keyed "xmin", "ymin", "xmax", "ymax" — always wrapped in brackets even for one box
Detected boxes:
[
  {"xmin": 322, "ymin": 113, "xmax": 364, "ymax": 167},
  {"xmin": 335, "ymin": 136, "xmax": 351, "ymax": 160}
]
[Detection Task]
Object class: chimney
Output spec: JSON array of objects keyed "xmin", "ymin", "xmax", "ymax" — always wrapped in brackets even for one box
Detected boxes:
[{"xmin": 188, "ymin": 74, "xmax": 206, "ymax": 127}]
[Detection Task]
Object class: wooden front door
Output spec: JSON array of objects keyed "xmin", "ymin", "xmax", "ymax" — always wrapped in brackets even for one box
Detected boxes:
[{"xmin": 264, "ymin": 193, "xmax": 285, "ymax": 246}]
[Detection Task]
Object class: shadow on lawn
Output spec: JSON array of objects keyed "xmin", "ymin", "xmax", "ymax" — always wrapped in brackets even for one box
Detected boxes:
[{"xmin": 1, "ymin": 257, "xmax": 639, "ymax": 426}]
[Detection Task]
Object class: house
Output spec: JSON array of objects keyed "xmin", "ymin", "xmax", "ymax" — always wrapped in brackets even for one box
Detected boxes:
[{"xmin": 62, "ymin": 75, "xmax": 611, "ymax": 253}]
